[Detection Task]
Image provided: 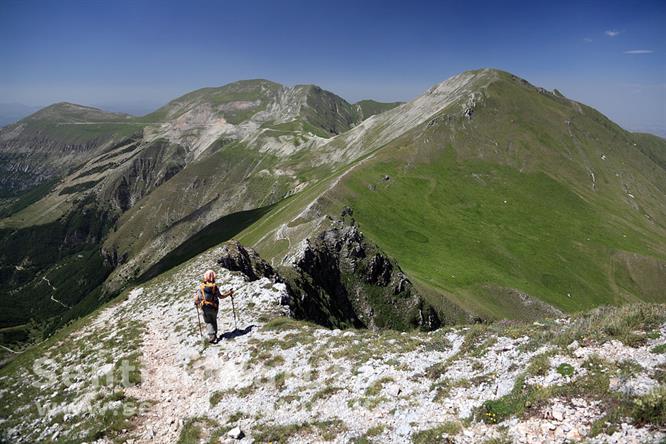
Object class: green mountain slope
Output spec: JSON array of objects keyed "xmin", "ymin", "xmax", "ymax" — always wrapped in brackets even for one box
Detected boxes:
[
  {"xmin": 242, "ymin": 70, "xmax": 666, "ymax": 320},
  {"xmin": 354, "ymin": 99, "xmax": 403, "ymax": 119}
]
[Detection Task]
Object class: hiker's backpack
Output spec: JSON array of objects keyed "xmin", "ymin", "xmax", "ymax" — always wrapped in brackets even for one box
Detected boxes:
[{"xmin": 199, "ymin": 282, "xmax": 219, "ymax": 308}]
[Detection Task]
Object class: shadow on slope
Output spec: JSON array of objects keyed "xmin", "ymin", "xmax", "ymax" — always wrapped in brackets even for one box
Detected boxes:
[{"xmin": 137, "ymin": 203, "xmax": 278, "ymax": 283}]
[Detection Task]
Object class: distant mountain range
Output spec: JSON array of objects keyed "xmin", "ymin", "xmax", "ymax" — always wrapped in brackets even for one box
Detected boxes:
[
  {"xmin": 0, "ymin": 69, "xmax": 664, "ymax": 348},
  {"xmin": 0, "ymin": 101, "xmax": 165, "ymax": 128},
  {"xmin": 629, "ymin": 125, "xmax": 666, "ymax": 139},
  {"xmin": 0, "ymin": 102, "xmax": 41, "ymax": 127}
]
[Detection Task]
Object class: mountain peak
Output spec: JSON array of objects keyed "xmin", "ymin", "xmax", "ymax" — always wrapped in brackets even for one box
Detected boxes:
[{"xmin": 425, "ymin": 68, "xmax": 501, "ymax": 96}]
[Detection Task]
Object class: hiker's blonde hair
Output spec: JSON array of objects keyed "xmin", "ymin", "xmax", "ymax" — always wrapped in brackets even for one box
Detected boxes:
[{"xmin": 203, "ymin": 270, "xmax": 216, "ymax": 283}]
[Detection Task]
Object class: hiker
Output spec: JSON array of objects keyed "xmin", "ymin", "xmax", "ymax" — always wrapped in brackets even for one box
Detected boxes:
[{"xmin": 194, "ymin": 270, "xmax": 234, "ymax": 343}]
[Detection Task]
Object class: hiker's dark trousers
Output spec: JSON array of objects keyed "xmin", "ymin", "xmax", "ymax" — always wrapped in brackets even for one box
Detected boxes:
[{"xmin": 201, "ymin": 305, "xmax": 218, "ymax": 340}]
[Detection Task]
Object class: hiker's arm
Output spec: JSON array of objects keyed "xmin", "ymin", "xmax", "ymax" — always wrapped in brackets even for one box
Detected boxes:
[
  {"xmin": 193, "ymin": 290, "xmax": 200, "ymax": 306},
  {"xmin": 219, "ymin": 289, "xmax": 234, "ymax": 299}
]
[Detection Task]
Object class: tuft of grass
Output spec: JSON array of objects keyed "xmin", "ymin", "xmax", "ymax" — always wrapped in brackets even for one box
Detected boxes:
[
  {"xmin": 479, "ymin": 388, "xmax": 526, "ymax": 424},
  {"xmin": 632, "ymin": 386, "xmax": 666, "ymax": 427},
  {"xmin": 311, "ymin": 385, "xmax": 343, "ymax": 403},
  {"xmin": 236, "ymin": 383, "xmax": 256, "ymax": 398},
  {"xmin": 252, "ymin": 419, "xmax": 346, "ymax": 443},
  {"xmin": 526, "ymin": 353, "xmax": 551, "ymax": 377},
  {"xmin": 263, "ymin": 354, "xmax": 285, "ymax": 367},
  {"xmin": 616, "ymin": 359, "xmax": 643, "ymax": 377},
  {"xmin": 227, "ymin": 411, "xmax": 244, "ymax": 423},
  {"xmin": 646, "ymin": 330, "xmax": 661, "ymax": 340},
  {"xmin": 431, "ymin": 378, "xmax": 453, "ymax": 402},
  {"xmin": 210, "ymin": 390, "xmax": 226, "ymax": 407},
  {"xmin": 558, "ymin": 304, "xmax": 666, "ymax": 347},
  {"xmin": 177, "ymin": 418, "xmax": 205, "ymax": 444},
  {"xmin": 412, "ymin": 421, "xmax": 462, "ymax": 443},
  {"xmin": 650, "ymin": 344, "xmax": 666, "ymax": 354},
  {"xmin": 263, "ymin": 317, "xmax": 311, "ymax": 331},
  {"xmin": 177, "ymin": 417, "xmax": 220, "ymax": 444},
  {"xmin": 459, "ymin": 325, "xmax": 489, "ymax": 354},
  {"xmin": 277, "ymin": 394, "xmax": 301, "ymax": 407},
  {"xmin": 482, "ymin": 433, "xmax": 513, "ymax": 444},
  {"xmin": 365, "ymin": 377, "xmax": 394, "ymax": 397},
  {"xmin": 274, "ymin": 371, "xmax": 288, "ymax": 390},
  {"xmin": 423, "ymin": 336, "xmax": 452, "ymax": 352},
  {"xmin": 556, "ymin": 363, "xmax": 575, "ymax": 377},
  {"xmin": 351, "ymin": 425, "xmax": 385, "ymax": 444},
  {"xmin": 366, "ymin": 425, "xmax": 385, "ymax": 437}
]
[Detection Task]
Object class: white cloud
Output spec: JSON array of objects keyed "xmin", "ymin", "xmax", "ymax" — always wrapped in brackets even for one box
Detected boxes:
[
  {"xmin": 624, "ymin": 49, "xmax": 654, "ymax": 54},
  {"xmin": 584, "ymin": 37, "xmax": 593, "ymax": 42},
  {"xmin": 605, "ymin": 30, "xmax": 620, "ymax": 37}
]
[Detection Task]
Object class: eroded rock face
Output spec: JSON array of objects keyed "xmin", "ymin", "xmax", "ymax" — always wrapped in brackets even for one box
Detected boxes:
[
  {"xmin": 216, "ymin": 240, "xmax": 280, "ymax": 282},
  {"xmin": 0, "ymin": 134, "xmax": 104, "ymax": 193},
  {"xmin": 105, "ymin": 139, "xmax": 187, "ymax": 212},
  {"xmin": 215, "ymin": 221, "xmax": 440, "ymax": 331},
  {"xmin": 281, "ymin": 219, "xmax": 441, "ymax": 331}
]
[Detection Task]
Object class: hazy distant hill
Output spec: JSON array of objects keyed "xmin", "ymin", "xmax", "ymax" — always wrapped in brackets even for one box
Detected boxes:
[{"xmin": 0, "ymin": 102, "xmax": 41, "ymax": 127}]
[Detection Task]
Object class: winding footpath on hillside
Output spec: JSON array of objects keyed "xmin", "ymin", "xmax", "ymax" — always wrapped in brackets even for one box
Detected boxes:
[
  {"xmin": 1, "ymin": 246, "xmax": 665, "ymax": 443},
  {"xmin": 42, "ymin": 275, "xmax": 70, "ymax": 308}
]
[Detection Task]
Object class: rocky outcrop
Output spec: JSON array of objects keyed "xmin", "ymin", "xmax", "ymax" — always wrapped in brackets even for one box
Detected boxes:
[
  {"xmin": 280, "ymin": 216, "xmax": 441, "ymax": 331},
  {"xmin": 214, "ymin": 218, "xmax": 440, "ymax": 331},
  {"xmin": 216, "ymin": 240, "xmax": 280, "ymax": 282}
]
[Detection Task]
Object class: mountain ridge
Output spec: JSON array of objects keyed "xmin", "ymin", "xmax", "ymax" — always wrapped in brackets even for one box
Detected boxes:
[{"xmin": 0, "ymin": 68, "xmax": 664, "ymax": 355}]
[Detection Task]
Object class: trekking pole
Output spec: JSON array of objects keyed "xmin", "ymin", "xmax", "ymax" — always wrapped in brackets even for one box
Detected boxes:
[
  {"xmin": 194, "ymin": 304, "xmax": 203, "ymax": 338},
  {"xmin": 230, "ymin": 291, "xmax": 238, "ymax": 330}
]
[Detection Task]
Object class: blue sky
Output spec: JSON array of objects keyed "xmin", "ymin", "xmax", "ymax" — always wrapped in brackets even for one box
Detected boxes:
[{"xmin": 1, "ymin": 0, "xmax": 664, "ymax": 133}]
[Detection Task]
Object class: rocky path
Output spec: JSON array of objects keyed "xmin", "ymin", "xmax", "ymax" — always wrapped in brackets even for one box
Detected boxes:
[
  {"xmin": 42, "ymin": 275, "xmax": 70, "ymax": 308},
  {"xmin": 116, "ymin": 248, "xmax": 292, "ymax": 444},
  {"xmin": 124, "ymin": 311, "xmax": 198, "ymax": 443}
]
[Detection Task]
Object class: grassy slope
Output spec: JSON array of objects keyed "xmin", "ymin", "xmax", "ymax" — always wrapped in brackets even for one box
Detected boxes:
[
  {"xmin": 337, "ymin": 151, "xmax": 641, "ymax": 317},
  {"xmin": 0, "ymin": 196, "xmax": 115, "ymax": 330},
  {"xmin": 236, "ymin": 72, "xmax": 666, "ymax": 320},
  {"xmin": 317, "ymin": 76, "xmax": 666, "ymax": 318},
  {"xmin": 354, "ymin": 99, "xmax": 404, "ymax": 119}
]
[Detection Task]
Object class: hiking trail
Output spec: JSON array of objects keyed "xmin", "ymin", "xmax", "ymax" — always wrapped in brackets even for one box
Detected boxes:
[{"xmin": 2, "ymin": 246, "xmax": 665, "ymax": 444}]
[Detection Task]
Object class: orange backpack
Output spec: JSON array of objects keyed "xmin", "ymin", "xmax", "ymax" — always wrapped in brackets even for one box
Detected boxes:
[{"xmin": 199, "ymin": 282, "xmax": 219, "ymax": 308}]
